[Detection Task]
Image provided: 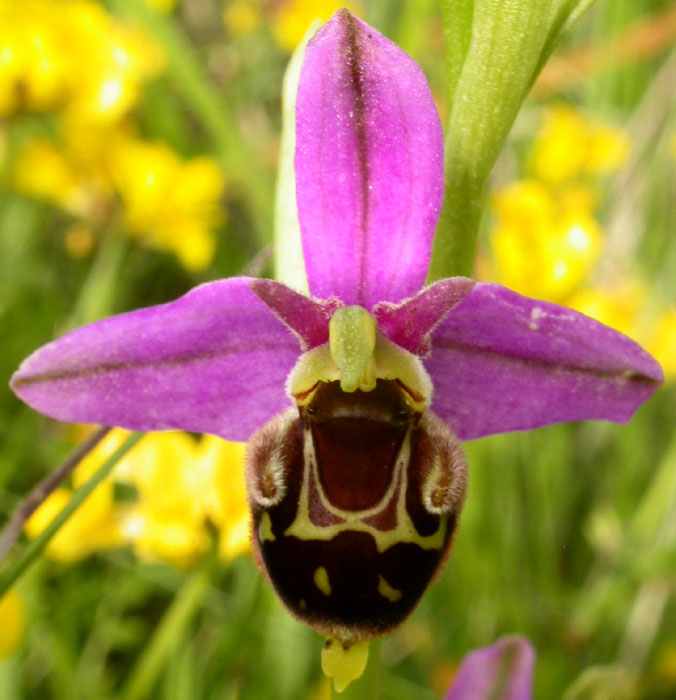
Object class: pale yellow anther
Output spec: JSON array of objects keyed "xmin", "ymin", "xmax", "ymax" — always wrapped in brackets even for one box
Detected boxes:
[
  {"xmin": 321, "ymin": 638, "xmax": 370, "ymax": 693},
  {"xmin": 287, "ymin": 308, "xmax": 433, "ymax": 412},
  {"xmin": 329, "ymin": 306, "xmax": 377, "ymax": 393}
]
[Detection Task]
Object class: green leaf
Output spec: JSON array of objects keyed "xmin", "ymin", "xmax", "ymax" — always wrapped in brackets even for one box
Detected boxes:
[{"xmin": 430, "ymin": 0, "xmax": 598, "ymax": 280}]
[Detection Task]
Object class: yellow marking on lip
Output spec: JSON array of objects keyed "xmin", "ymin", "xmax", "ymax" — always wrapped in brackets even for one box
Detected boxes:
[
  {"xmin": 378, "ymin": 575, "xmax": 402, "ymax": 602},
  {"xmin": 284, "ymin": 427, "xmax": 446, "ymax": 554},
  {"xmin": 259, "ymin": 512, "xmax": 276, "ymax": 542},
  {"xmin": 314, "ymin": 566, "xmax": 332, "ymax": 595}
]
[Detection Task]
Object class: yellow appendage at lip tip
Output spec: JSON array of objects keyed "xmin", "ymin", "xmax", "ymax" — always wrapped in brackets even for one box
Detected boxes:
[{"xmin": 321, "ymin": 638, "xmax": 370, "ymax": 693}]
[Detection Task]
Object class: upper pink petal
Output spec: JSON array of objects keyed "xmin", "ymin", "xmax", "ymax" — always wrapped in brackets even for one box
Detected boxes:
[
  {"xmin": 11, "ymin": 278, "xmax": 300, "ymax": 441},
  {"xmin": 426, "ymin": 283, "xmax": 663, "ymax": 441},
  {"xmin": 295, "ymin": 9, "xmax": 444, "ymax": 308}
]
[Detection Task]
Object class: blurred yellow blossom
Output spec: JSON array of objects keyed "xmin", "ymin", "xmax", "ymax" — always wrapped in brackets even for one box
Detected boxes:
[
  {"xmin": 109, "ymin": 136, "xmax": 224, "ymax": 270},
  {"xmin": 0, "ymin": 590, "xmax": 25, "ymax": 658},
  {"xmin": 0, "ymin": 125, "xmax": 7, "ymax": 169},
  {"xmin": 12, "ymin": 137, "xmax": 105, "ymax": 219},
  {"xmin": 25, "ymin": 428, "xmax": 250, "ymax": 569},
  {"xmin": 25, "ymin": 430, "xmax": 127, "ymax": 562},
  {"xmin": 223, "ymin": 0, "xmax": 261, "ymax": 36},
  {"xmin": 12, "ymin": 124, "xmax": 224, "ymax": 270},
  {"xmin": 273, "ymin": 0, "xmax": 361, "ymax": 51},
  {"xmin": 118, "ymin": 433, "xmax": 250, "ymax": 567},
  {"xmin": 118, "ymin": 432, "xmax": 210, "ymax": 569},
  {"xmin": 530, "ymin": 103, "xmax": 630, "ymax": 185},
  {"xmin": 0, "ymin": 1, "xmax": 69, "ymax": 114},
  {"xmin": 486, "ymin": 103, "xmax": 675, "ymax": 377},
  {"xmin": 568, "ymin": 280, "xmax": 647, "ymax": 341},
  {"xmin": 647, "ymin": 310, "xmax": 676, "ymax": 380},
  {"xmin": 197, "ymin": 437, "xmax": 250, "ymax": 560},
  {"xmin": 491, "ymin": 180, "xmax": 602, "ymax": 302},
  {"xmin": 0, "ymin": 0, "xmax": 163, "ymax": 122}
]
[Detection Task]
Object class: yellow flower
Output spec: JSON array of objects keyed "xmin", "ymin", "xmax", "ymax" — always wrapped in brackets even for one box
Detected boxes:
[
  {"xmin": 647, "ymin": 310, "xmax": 676, "ymax": 381},
  {"xmin": 273, "ymin": 0, "xmax": 362, "ymax": 51},
  {"xmin": 25, "ymin": 430, "xmax": 127, "ymax": 562},
  {"xmin": 62, "ymin": 1, "xmax": 163, "ymax": 126},
  {"xmin": 0, "ymin": 0, "xmax": 162, "ymax": 121},
  {"xmin": 0, "ymin": 125, "xmax": 5, "ymax": 167},
  {"xmin": 118, "ymin": 432, "xmax": 211, "ymax": 569},
  {"xmin": 109, "ymin": 136, "xmax": 224, "ymax": 270},
  {"xmin": 0, "ymin": 590, "xmax": 25, "ymax": 658},
  {"xmin": 530, "ymin": 104, "xmax": 630, "ymax": 185},
  {"xmin": 12, "ymin": 138, "xmax": 101, "ymax": 218},
  {"xmin": 491, "ymin": 180, "xmax": 602, "ymax": 302},
  {"xmin": 223, "ymin": 0, "xmax": 261, "ymax": 36},
  {"xmin": 0, "ymin": 0, "xmax": 70, "ymax": 115},
  {"xmin": 567, "ymin": 280, "xmax": 647, "ymax": 341},
  {"xmin": 22, "ymin": 427, "xmax": 251, "ymax": 570},
  {"xmin": 12, "ymin": 123, "xmax": 223, "ymax": 270},
  {"xmin": 197, "ymin": 437, "xmax": 250, "ymax": 560}
]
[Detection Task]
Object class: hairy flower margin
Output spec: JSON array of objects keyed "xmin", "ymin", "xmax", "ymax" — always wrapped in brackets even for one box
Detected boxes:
[{"xmin": 10, "ymin": 9, "xmax": 661, "ymax": 645}]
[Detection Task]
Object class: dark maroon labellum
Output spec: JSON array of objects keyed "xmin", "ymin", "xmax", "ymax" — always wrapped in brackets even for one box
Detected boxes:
[{"xmin": 246, "ymin": 379, "xmax": 466, "ymax": 641}]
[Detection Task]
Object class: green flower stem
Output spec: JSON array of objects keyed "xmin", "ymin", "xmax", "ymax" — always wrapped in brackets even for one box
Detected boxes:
[
  {"xmin": 0, "ymin": 432, "xmax": 143, "ymax": 599},
  {"xmin": 68, "ymin": 228, "xmax": 127, "ymax": 329},
  {"xmin": 0, "ymin": 426, "xmax": 112, "ymax": 562},
  {"xmin": 331, "ymin": 640, "xmax": 382, "ymax": 700},
  {"xmin": 429, "ymin": 0, "xmax": 597, "ymax": 280},
  {"xmin": 110, "ymin": 0, "xmax": 274, "ymax": 243},
  {"xmin": 120, "ymin": 558, "xmax": 214, "ymax": 700}
]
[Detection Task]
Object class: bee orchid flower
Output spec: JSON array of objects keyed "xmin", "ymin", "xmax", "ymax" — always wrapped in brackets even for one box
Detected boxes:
[{"xmin": 10, "ymin": 10, "xmax": 661, "ymax": 648}]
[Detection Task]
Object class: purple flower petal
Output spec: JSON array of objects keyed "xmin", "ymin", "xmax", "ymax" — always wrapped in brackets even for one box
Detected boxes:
[
  {"xmin": 373, "ymin": 278, "xmax": 475, "ymax": 356},
  {"xmin": 249, "ymin": 279, "xmax": 342, "ymax": 350},
  {"xmin": 426, "ymin": 283, "xmax": 663, "ymax": 441},
  {"xmin": 445, "ymin": 636, "xmax": 534, "ymax": 700},
  {"xmin": 10, "ymin": 278, "xmax": 300, "ymax": 441},
  {"xmin": 295, "ymin": 9, "xmax": 444, "ymax": 309}
]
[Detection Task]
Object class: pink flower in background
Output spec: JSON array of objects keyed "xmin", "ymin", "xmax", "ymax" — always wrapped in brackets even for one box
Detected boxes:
[{"xmin": 445, "ymin": 636, "xmax": 535, "ymax": 700}]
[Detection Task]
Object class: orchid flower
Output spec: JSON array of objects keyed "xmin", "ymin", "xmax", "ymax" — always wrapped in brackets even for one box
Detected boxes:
[
  {"xmin": 10, "ymin": 10, "xmax": 661, "ymax": 650},
  {"xmin": 445, "ymin": 636, "xmax": 534, "ymax": 700}
]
